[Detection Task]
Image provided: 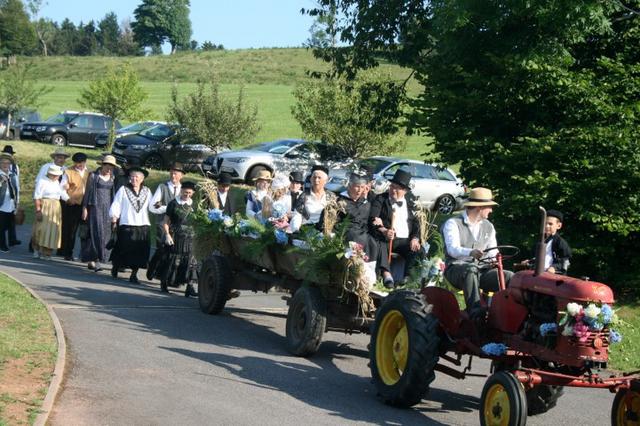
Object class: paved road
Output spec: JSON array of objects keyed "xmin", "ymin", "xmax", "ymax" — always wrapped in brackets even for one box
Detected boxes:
[{"xmin": 0, "ymin": 233, "xmax": 615, "ymax": 425}]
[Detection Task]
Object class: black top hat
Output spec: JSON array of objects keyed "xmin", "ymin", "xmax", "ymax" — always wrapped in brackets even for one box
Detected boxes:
[
  {"xmin": 388, "ymin": 169, "xmax": 412, "ymax": 189},
  {"xmin": 126, "ymin": 166, "xmax": 149, "ymax": 178},
  {"xmin": 217, "ymin": 172, "xmax": 233, "ymax": 185},
  {"xmin": 72, "ymin": 152, "xmax": 88, "ymax": 163},
  {"xmin": 181, "ymin": 181, "xmax": 196, "ymax": 191},
  {"xmin": 310, "ymin": 164, "xmax": 329, "ymax": 175},
  {"xmin": 289, "ymin": 171, "xmax": 304, "ymax": 183},
  {"xmin": 547, "ymin": 209, "xmax": 564, "ymax": 222},
  {"xmin": 2, "ymin": 145, "xmax": 15, "ymax": 155}
]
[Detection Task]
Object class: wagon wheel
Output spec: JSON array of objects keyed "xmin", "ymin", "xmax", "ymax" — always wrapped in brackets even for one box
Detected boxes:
[
  {"xmin": 198, "ymin": 255, "xmax": 231, "ymax": 314},
  {"xmin": 480, "ymin": 371, "xmax": 527, "ymax": 426},
  {"xmin": 285, "ymin": 286, "xmax": 326, "ymax": 357},
  {"xmin": 369, "ymin": 290, "xmax": 441, "ymax": 408},
  {"xmin": 612, "ymin": 388, "xmax": 640, "ymax": 426}
]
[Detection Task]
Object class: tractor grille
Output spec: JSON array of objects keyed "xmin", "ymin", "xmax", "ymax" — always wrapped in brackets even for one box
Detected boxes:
[{"xmin": 574, "ymin": 328, "xmax": 610, "ymax": 348}]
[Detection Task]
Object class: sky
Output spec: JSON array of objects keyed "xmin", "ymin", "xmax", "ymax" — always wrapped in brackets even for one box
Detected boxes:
[{"xmin": 39, "ymin": 0, "xmax": 319, "ymax": 50}]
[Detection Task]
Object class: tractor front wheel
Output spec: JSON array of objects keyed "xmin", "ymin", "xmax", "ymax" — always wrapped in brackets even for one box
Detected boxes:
[
  {"xmin": 612, "ymin": 388, "xmax": 640, "ymax": 426},
  {"xmin": 369, "ymin": 290, "xmax": 441, "ymax": 407},
  {"xmin": 480, "ymin": 371, "xmax": 527, "ymax": 426}
]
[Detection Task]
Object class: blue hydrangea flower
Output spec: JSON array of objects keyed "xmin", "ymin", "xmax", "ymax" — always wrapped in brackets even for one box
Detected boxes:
[
  {"xmin": 582, "ymin": 315, "xmax": 596, "ymax": 327},
  {"xmin": 207, "ymin": 209, "xmax": 224, "ymax": 222},
  {"xmin": 272, "ymin": 203, "xmax": 287, "ymax": 219},
  {"xmin": 539, "ymin": 323, "xmax": 558, "ymax": 337},
  {"xmin": 589, "ymin": 321, "xmax": 604, "ymax": 331},
  {"xmin": 609, "ymin": 329, "xmax": 623, "ymax": 344},
  {"xmin": 274, "ymin": 229, "xmax": 288, "ymax": 245},
  {"xmin": 601, "ymin": 304, "xmax": 613, "ymax": 324},
  {"xmin": 482, "ymin": 343, "xmax": 508, "ymax": 356}
]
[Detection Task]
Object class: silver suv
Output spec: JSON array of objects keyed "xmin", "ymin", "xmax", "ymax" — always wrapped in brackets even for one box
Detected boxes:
[
  {"xmin": 327, "ymin": 156, "xmax": 467, "ymax": 214},
  {"xmin": 202, "ymin": 139, "xmax": 351, "ymax": 183}
]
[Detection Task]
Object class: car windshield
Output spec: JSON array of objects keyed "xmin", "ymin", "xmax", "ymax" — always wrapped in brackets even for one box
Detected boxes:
[
  {"xmin": 358, "ymin": 158, "xmax": 393, "ymax": 174},
  {"xmin": 120, "ymin": 122, "xmax": 155, "ymax": 133},
  {"xmin": 246, "ymin": 140, "xmax": 302, "ymax": 155},
  {"xmin": 139, "ymin": 124, "xmax": 174, "ymax": 140},
  {"xmin": 45, "ymin": 113, "xmax": 77, "ymax": 124}
]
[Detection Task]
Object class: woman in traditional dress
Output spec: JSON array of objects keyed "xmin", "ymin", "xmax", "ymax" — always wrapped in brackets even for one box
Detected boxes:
[
  {"xmin": 158, "ymin": 181, "xmax": 198, "ymax": 297},
  {"xmin": 245, "ymin": 169, "xmax": 272, "ymax": 220},
  {"xmin": 261, "ymin": 173, "xmax": 292, "ymax": 229},
  {"xmin": 81, "ymin": 155, "xmax": 117, "ymax": 272},
  {"xmin": 33, "ymin": 165, "xmax": 69, "ymax": 260},
  {"xmin": 109, "ymin": 167, "xmax": 152, "ymax": 283}
]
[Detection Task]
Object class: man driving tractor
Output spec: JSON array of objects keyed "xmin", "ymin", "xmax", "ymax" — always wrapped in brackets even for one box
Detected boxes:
[{"xmin": 442, "ymin": 187, "xmax": 513, "ymax": 314}]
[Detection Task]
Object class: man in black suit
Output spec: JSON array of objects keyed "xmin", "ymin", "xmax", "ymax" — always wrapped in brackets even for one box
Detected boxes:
[
  {"xmin": 369, "ymin": 169, "xmax": 421, "ymax": 288},
  {"xmin": 215, "ymin": 172, "xmax": 237, "ymax": 215},
  {"xmin": 289, "ymin": 171, "xmax": 304, "ymax": 208}
]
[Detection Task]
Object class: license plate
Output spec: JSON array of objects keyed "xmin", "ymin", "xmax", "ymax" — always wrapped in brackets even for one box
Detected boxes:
[
  {"xmin": 21, "ymin": 131, "xmax": 32, "ymax": 136},
  {"xmin": 112, "ymin": 148, "xmax": 123, "ymax": 155},
  {"xmin": 202, "ymin": 164, "xmax": 212, "ymax": 170}
]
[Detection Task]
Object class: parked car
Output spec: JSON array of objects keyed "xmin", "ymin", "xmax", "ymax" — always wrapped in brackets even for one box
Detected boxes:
[
  {"xmin": 326, "ymin": 156, "xmax": 466, "ymax": 214},
  {"xmin": 94, "ymin": 121, "xmax": 166, "ymax": 149},
  {"xmin": 111, "ymin": 123, "xmax": 215, "ymax": 172},
  {"xmin": 202, "ymin": 139, "xmax": 352, "ymax": 184},
  {"xmin": 0, "ymin": 109, "xmax": 41, "ymax": 140},
  {"xmin": 20, "ymin": 111, "xmax": 122, "ymax": 147}
]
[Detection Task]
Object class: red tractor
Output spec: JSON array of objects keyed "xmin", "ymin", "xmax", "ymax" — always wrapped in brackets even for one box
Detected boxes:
[{"xmin": 369, "ymin": 209, "xmax": 639, "ymax": 425}]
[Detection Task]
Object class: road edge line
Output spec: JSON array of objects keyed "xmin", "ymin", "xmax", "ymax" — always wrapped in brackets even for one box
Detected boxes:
[{"xmin": 3, "ymin": 271, "xmax": 67, "ymax": 426}]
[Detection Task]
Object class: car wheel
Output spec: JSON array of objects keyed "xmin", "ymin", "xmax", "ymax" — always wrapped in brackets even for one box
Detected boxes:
[
  {"xmin": 144, "ymin": 154, "xmax": 164, "ymax": 170},
  {"xmin": 435, "ymin": 194, "xmax": 456, "ymax": 215},
  {"xmin": 246, "ymin": 165, "xmax": 268, "ymax": 184},
  {"xmin": 51, "ymin": 133, "xmax": 67, "ymax": 146}
]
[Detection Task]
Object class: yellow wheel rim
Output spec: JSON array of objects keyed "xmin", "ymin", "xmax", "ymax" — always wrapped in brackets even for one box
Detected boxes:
[
  {"xmin": 375, "ymin": 310, "xmax": 409, "ymax": 386},
  {"xmin": 616, "ymin": 390, "xmax": 640, "ymax": 426},
  {"xmin": 483, "ymin": 383, "xmax": 511, "ymax": 426}
]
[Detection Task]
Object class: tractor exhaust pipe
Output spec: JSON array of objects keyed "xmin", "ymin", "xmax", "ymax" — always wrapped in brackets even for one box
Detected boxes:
[{"xmin": 534, "ymin": 206, "xmax": 547, "ymax": 276}]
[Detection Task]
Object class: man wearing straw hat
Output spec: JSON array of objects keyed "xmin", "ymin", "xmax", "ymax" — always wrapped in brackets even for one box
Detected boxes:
[
  {"xmin": 442, "ymin": 187, "xmax": 513, "ymax": 314},
  {"xmin": 36, "ymin": 148, "xmax": 69, "ymax": 182}
]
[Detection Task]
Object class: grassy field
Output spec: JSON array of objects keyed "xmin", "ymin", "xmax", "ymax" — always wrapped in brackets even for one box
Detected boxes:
[{"xmin": 0, "ymin": 273, "xmax": 56, "ymax": 424}]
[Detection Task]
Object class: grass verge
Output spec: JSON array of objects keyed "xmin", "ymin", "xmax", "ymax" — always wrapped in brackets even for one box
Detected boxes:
[{"xmin": 0, "ymin": 273, "xmax": 56, "ymax": 425}]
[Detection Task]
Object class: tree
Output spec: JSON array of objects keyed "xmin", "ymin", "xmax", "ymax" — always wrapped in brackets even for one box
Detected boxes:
[
  {"xmin": 0, "ymin": 0, "xmax": 37, "ymax": 55},
  {"xmin": 98, "ymin": 12, "xmax": 121, "ymax": 55},
  {"xmin": 166, "ymin": 73, "xmax": 260, "ymax": 152},
  {"xmin": 26, "ymin": 0, "xmax": 53, "ymax": 56},
  {"xmin": 76, "ymin": 21, "xmax": 98, "ymax": 56},
  {"xmin": 0, "ymin": 63, "xmax": 51, "ymax": 137},
  {"xmin": 132, "ymin": 0, "xmax": 192, "ymax": 54},
  {"xmin": 292, "ymin": 71, "xmax": 406, "ymax": 158},
  {"xmin": 55, "ymin": 18, "xmax": 77, "ymax": 55},
  {"xmin": 78, "ymin": 65, "xmax": 149, "ymax": 149},
  {"xmin": 118, "ymin": 18, "xmax": 143, "ymax": 56},
  {"xmin": 304, "ymin": 1, "xmax": 640, "ymax": 288},
  {"xmin": 304, "ymin": 3, "xmax": 336, "ymax": 48}
]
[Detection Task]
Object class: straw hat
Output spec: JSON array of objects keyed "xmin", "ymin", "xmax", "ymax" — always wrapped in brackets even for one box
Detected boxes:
[
  {"xmin": 98, "ymin": 155, "xmax": 118, "ymax": 167},
  {"xmin": 50, "ymin": 148, "xmax": 70, "ymax": 159},
  {"xmin": 47, "ymin": 165, "xmax": 64, "ymax": 176},
  {"xmin": 464, "ymin": 187, "xmax": 498, "ymax": 207},
  {"xmin": 253, "ymin": 170, "xmax": 272, "ymax": 182}
]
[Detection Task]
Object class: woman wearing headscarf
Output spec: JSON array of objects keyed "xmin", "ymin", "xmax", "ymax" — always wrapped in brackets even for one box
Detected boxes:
[
  {"xmin": 32, "ymin": 165, "xmax": 69, "ymax": 260},
  {"xmin": 156, "ymin": 181, "xmax": 198, "ymax": 297},
  {"xmin": 81, "ymin": 155, "xmax": 117, "ymax": 272},
  {"xmin": 109, "ymin": 166, "xmax": 152, "ymax": 283}
]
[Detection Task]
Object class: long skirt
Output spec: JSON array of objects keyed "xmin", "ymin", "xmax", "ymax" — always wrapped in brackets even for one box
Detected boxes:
[
  {"xmin": 110, "ymin": 225, "xmax": 150, "ymax": 269},
  {"xmin": 33, "ymin": 199, "xmax": 62, "ymax": 250},
  {"xmin": 80, "ymin": 205, "xmax": 112, "ymax": 263},
  {"xmin": 150, "ymin": 225, "xmax": 197, "ymax": 286}
]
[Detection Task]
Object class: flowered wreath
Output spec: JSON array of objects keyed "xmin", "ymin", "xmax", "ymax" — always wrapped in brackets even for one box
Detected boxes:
[{"xmin": 539, "ymin": 302, "xmax": 622, "ymax": 344}]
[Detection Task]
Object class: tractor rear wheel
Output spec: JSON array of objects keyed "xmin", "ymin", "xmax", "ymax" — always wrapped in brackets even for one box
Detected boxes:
[
  {"xmin": 526, "ymin": 384, "xmax": 564, "ymax": 416},
  {"xmin": 198, "ymin": 255, "xmax": 231, "ymax": 314},
  {"xmin": 285, "ymin": 286, "xmax": 326, "ymax": 357},
  {"xmin": 612, "ymin": 388, "xmax": 640, "ymax": 425},
  {"xmin": 480, "ymin": 371, "xmax": 527, "ymax": 426},
  {"xmin": 369, "ymin": 290, "xmax": 441, "ymax": 408}
]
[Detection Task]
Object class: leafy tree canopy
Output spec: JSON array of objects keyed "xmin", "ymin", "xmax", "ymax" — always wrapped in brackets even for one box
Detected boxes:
[
  {"xmin": 0, "ymin": 0, "xmax": 37, "ymax": 55},
  {"xmin": 132, "ymin": 0, "xmax": 191, "ymax": 54}
]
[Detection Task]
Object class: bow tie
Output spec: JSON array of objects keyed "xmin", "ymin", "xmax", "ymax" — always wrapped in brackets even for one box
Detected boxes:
[{"xmin": 393, "ymin": 200, "xmax": 404, "ymax": 207}]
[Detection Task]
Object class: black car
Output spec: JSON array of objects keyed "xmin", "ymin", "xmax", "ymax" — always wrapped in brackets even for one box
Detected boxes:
[
  {"xmin": 111, "ymin": 123, "xmax": 215, "ymax": 172},
  {"xmin": 0, "ymin": 109, "xmax": 41, "ymax": 140},
  {"xmin": 94, "ymin": 121, "xmax": 165, "ymax": 149},
  {"xmin": 20, "ymin": 111, "xmax": 122, "ymax": 148}
]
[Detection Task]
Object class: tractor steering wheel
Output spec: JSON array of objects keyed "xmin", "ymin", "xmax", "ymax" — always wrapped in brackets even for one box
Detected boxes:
[{"xmin": 477, "ymin": 245, "xmax": 520, "ymax": 265}]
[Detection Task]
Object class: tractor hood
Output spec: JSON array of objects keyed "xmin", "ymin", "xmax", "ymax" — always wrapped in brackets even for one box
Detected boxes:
[{"xmin": 509, "ymin": 270, "xmax": 615, "ymax": 304}]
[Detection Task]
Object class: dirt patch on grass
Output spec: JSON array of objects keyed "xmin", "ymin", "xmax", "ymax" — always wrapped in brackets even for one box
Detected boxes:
[{"xmin": 0, "ymin": 354, "xmax": 53, "ymax": 425}]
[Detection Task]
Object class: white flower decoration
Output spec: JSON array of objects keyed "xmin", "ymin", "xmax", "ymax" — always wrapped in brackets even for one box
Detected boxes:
[
  {"xmin": 566, "ymin": 302, "xmax": 582, "ymax": 317},
  {"xmin": 584, "ymin": 303, "xmax": 601, "ymax": 319}
]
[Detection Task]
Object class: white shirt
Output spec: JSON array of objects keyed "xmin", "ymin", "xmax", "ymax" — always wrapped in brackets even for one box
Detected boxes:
[
  {"xmin": 443, "ymin": 210, "xmax": 497, "ymax": 261},
  {"xmin": 0, "ymin": 171, "xmax": 16, "ymax": 213},
  {"xmin": 391, "ymin": 198, "xmax": 409, "ymax": 239},
  {"xmin": 149, "ymin": 181, "xmax": 181, "ymax": 215},
  {"xmin": 33, "ymin": 177, "xmax": 69, "ymax": 201},
  {"xmin": 544, "ymin": 239, "xmax": 554, "ymax": 270},
  {"xmin": 109, "ymin": 186, "xmax": 152, "ymax": 226},
  {"xmin": 36, "ymin": 162, "xmax": 66, "ymax": 183},
  {"xmin": 218, "ymin": 190, "xmax": 228, "ymax": 208},
  {"xmin": 303, "ymin": 190, "xmax": 328, "ymax": 225}
]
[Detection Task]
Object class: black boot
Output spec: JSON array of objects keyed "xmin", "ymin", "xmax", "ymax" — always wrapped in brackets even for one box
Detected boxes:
[
  {"xmin": 129, "ymin": 268, "xmax": 140, "ymax": 284},
  {"xmin": 160, "ymin": 279, "xmax": 169, "ymax": 293},
  {"xmin": 111, "ymin": 263, "xmax": 118, "ymax": 278},
  {"xmin": 184, "ymin": 283, "xmax": 197, "ymax": 298}
]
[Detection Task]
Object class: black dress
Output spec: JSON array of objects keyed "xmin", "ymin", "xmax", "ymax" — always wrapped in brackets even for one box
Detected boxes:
[{"xmin": 156, "ymin": 199, "xmax": 198, "ymax": 287}]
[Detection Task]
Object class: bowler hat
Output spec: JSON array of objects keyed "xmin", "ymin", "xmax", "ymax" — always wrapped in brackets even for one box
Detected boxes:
[
  {"xmin": 72, "ymin": 152, "xmax": 87, "ymax": 163},
  {"xmin": 126, "ymin": 166, "xmax": 149, "ymax": 178},
  {"xmin": 181, "ymin": 181, "xmax": 196, "ymax": 191},
  {"xmin": 170, "ymin": 162, "xmax": 185, "ymax": 173},
  {"xmin": 388, "ymin": 169, "xmax": 412, "ymax": 190},
  {"xmin": 2, "ymin": 145, "xmax": 15, "ymax": 155},
  {"xmin": 464, "ymin": 187, "xmax": 498, "ymax": 207},
  {"xmin": 50, "ymin": 148, "xmax": 70, "ymax": 159},
  {"xmin": 289, "ymin": 171, "xmax": 304, "ymax": 183},
  {"xmin": 547, "ymin": 209, "xmax": 564, "ymax": 222},
  {"xmin": 217, "ymin": 172, "xmax": 233, "ymax": 185},
  {"xmin": 310, "ymin": 164, "xmax": 329, "ymax": 176}
]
